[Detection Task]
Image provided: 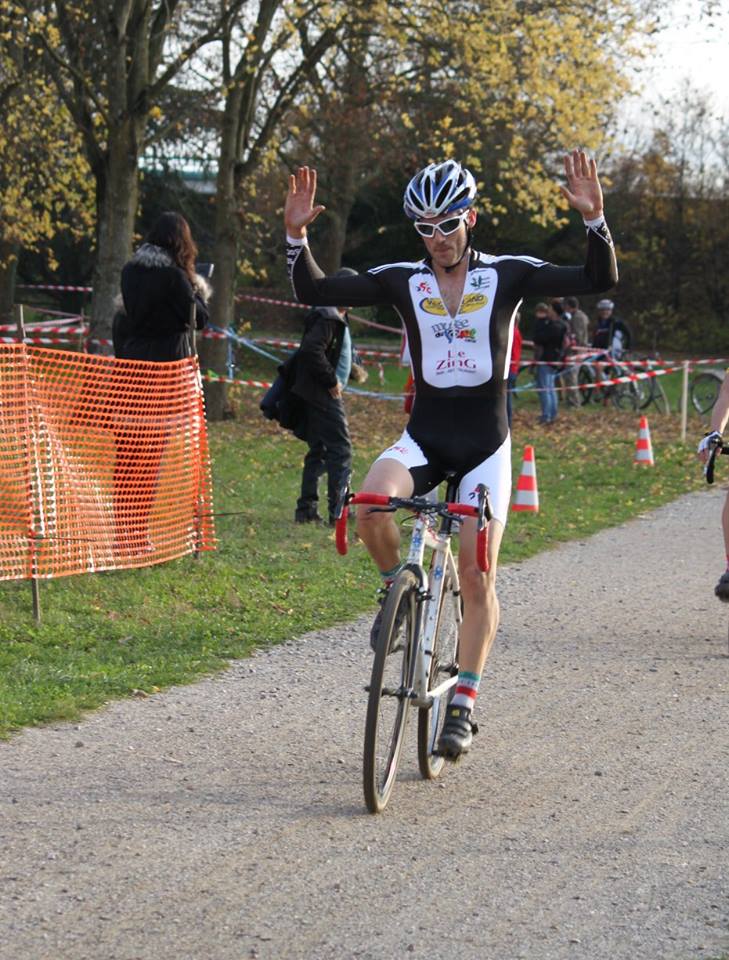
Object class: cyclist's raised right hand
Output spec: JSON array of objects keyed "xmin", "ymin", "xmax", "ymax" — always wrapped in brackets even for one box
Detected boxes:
[
  {"xmin": 285, "ymin": 166, "xmax": 326, "ymax": 240},
  {"xmin": 698, "ymin": 430, "xmax": 722, "ymax": 463}
]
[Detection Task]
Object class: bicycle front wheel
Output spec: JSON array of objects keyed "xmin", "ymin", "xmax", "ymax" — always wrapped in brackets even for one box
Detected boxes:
[
  {"xmin": 418, "ymin": 568, "xmax": 461, "ymax": 780},
  {"xmin": 691, "ymin": 372, "xmax": 723, "ymax": 415},
  {"xmin": 363, "ymin": 568, "xmax": 417, "ymax": 814}
]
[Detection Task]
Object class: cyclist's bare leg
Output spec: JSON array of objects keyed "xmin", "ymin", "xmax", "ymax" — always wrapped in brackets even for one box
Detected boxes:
[
  {"xmin": 456, "ymin": 517, "xmax": 505, "ymax": 676},
  {"xmin": 355, "ymin": 458, "xmax": 414, "ymax": 572},
  {"xmin": 722, "ymin": 493, "xmax": 729, "ymax": 558}
]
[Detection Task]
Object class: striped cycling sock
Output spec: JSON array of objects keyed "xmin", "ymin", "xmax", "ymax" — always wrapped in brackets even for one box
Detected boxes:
[
  {"xmin": 451, "ymin": 670, "xmax": 480, "ymax": 711},
  {"xmin": 379, "ymin": 562, "xmax": 403, "ymax": 588}
]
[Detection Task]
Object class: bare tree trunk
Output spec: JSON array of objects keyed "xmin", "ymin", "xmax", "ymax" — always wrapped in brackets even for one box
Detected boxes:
[
  {"xmin": 0, "ymin": 238, "xmax": 19, "ymax": 325},
  {"xmin": 87, "ymin": 121, "xmax": 140, "ymax": 354},
  {"xmin": 199, "ymin": 100, "xmax": 241, "ymax": 421}
]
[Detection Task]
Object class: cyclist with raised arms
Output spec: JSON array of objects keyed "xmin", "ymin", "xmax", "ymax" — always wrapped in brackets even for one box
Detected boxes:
[
  {"xmin": 284, "ymin": 150, "xmax": 618, "ymax": 759},
  {"xmin": 697, "ymin": 373, "xmax": 729, "ymax": 600}
]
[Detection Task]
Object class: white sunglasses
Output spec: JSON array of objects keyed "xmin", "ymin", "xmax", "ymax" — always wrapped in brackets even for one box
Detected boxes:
[{"xmin": 413, "ymin": 210, "xmax": 469, "ymax": 238}]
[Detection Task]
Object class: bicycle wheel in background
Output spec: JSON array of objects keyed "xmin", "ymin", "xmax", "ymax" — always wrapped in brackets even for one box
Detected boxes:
[
  {"xmin": 602, "ymin": 364, "xmax": 639, "ymax": 411},
  {"xmin": 577, "ymin": 362, "xmax": 595, "ymax": 404},
  {"xmin": 652, "ymin": 379, "xmax": 670, "ymax": 414},
  {"xmin": 363, "ymin": 568, "xmax": 417, "ymax": 814},
  {"xmin": 691, "ymin": 372, "xmax": 723, "ymax": 415},
  {"xmin": 417, "ymin": 567, "xmax": 462, "ymax": 779}
]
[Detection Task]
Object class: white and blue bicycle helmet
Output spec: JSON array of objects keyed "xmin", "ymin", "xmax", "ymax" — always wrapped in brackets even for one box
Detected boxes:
[{"xmin": 403, "ymin": 160, "xmax": 477, "ymax": 220}]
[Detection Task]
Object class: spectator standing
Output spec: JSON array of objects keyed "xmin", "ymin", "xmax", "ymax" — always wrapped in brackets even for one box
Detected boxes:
[
  {"xmin": 565, "ymin": 295, "xmax": 589, "ymax": 346},
  {"xmin": 113, "ymin": 212, "xmax": 211, "ymax": 554},
  {"xmin": 116, "ymin": 212, "xmax": 210, "ymax": 361},
  {"xmin": 292, "ymin": 268, "xmax": 356, "ymax": 525},
  {"xmin": 561, "ymin": 295, "xmax": 587, "ymax": 407},
  {"xmin": 533, "ymin": 301, "xmax": 568, "ymax": 424},
  {"xmin": 506, "ymin": 310, "xmax": 522, "ymax": 427}
]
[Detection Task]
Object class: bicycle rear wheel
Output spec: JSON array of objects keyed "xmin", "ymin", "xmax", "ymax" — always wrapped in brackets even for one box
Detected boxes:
[
  {"xmin": 363, "ymin": 568, "xmax": 417, "ymax": 814},
  {"xmin": 418, "ymin": 568, "xmax": 461, "ymax": 779}
]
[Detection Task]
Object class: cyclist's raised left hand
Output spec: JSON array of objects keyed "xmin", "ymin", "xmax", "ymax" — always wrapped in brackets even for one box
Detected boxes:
[{"xmin": 560, "ymin": 149, "xmax": 604, "ymax": 220}]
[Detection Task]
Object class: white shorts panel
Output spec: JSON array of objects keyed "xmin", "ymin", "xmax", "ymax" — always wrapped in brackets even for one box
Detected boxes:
[{"xmin": 375, "ymin": 431, "xmax": 512, "ymax": 526}]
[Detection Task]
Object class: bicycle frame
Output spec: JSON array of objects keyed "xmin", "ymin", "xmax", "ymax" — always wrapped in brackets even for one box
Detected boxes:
[{"xmin": 399, "ymin": 511, "xmax": 461, "ymax": 708}]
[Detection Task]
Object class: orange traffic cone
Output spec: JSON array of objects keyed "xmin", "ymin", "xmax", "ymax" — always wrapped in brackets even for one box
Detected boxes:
[
  {"xmin": 512, "ymin": 444, "xmax": 539, "ymax": 512},
  {"xmin": 634, "ymin": 415, "xmax": 655, "ymax": 466}
]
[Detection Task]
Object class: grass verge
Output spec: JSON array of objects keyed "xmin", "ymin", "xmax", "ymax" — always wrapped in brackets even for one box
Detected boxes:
[{"xmin": 0, "ymin": 372, "xmax": 709, "ymax": 737}]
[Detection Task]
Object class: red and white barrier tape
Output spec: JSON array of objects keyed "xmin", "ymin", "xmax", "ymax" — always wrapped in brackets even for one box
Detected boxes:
[
  {"xmin": 17, "ymin": 283, "xmax": 92, "ymax": 293},
  {"xmin": 252, "ymin": 337, "xmax": 399, "ymax": 359}
]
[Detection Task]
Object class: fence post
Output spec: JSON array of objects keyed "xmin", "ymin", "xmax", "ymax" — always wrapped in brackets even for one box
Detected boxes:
[
  {"xmin": 16, "ymin": 304, "xmax": 42, "ymax": 623},
  {"xmin": 680, "ymin": 360, "xmax": 690, "ymax": 443}
]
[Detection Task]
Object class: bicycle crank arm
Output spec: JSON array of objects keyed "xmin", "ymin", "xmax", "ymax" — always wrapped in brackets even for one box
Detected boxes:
[{"xmin": 363, "ymin": 684, "xmax": 415, "ymax": 700}]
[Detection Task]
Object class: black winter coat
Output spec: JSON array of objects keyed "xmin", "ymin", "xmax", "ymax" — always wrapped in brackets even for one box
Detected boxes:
[
  {"xmin": 292, "ymin": 307, "xmax": 348, "ymax": 406},
  {"xmin": 116, "ymin": 243, "xmax": 210, "ymax": 362},
  {"xmin": 533, "ymin": 315, "xmax": 568, "ymax": 365}
]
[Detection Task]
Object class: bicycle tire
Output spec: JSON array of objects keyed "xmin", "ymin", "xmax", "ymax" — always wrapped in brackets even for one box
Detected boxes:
[
  {"xmin": 691, "ymin": 372, "xmax": 723, "ymax": 415},
  {"xmin": 577, "ymin": 363, "xmax": 595, "ymax": 405},
  {"xmin": 651, "ymin": 378, "xmax": 670, "ymax": 414},
  {"xmin": 614, "ymin": 381, "xmax": 640, "ymax": 411},
  {"xmin": 601, "ymin": 364, "xmax": 638, "ymax": 411},
  {"xmin": 363, "ymin": 568, "xmax": 417, "ymax": 813},
  {"xmin": 417, "ymin": 568, "xmax": 461, "ymax": 780}
]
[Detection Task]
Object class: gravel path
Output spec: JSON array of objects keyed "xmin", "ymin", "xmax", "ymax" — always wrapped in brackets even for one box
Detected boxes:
[{"xmin": 1, "ymin": 489, "xmax": 728, "ymax": 960}]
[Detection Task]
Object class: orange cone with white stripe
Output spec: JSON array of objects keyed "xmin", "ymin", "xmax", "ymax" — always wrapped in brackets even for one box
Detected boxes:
[
  {"xmin": 512, "ymin": 444, "xmax": 539, "ymax": 512},
  {"xmin": 634, "ymin": 415, "xmax": 655, "ymax": 466}
]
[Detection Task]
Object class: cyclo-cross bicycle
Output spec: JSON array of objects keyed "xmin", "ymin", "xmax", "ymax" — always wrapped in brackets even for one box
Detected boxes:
[{"xmin": 335, "ymin": 478, "xmax": 491, "ymax": 814}]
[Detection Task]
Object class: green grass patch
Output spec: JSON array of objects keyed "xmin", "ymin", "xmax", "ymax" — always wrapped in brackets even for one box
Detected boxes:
[{"xmin": 0, "ymin": 371, "xmax": 709, "ymax": 737}]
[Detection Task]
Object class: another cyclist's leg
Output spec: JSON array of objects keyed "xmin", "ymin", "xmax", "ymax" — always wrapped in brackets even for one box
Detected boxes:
[
  {"xmin": 437, "ymin": 440, "xmax": 510, "ymax": 758},
  {"xmin": 715, "ymin": 492, "xmax": 729, "ymax": 601}
]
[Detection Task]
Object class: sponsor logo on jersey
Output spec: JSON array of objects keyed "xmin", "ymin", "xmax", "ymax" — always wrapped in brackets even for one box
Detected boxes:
[
  {"xmin": 431, "ymin": 317, "xmax": 478, "ymax": 344},
  {"xmin": 459, "ymin": 292, "xmax": 488, "ymax": 314},
  {"xmin": 455, "ymin": 326, "xmax": 477, "ymax": 342},
  {"xmin": 469, "ymin": 274, "xmax": 491, "ymax": 290},
  {"xmin": 431, "ymin": 321, "xmax": 452, "ymax": 342},
  {"xmin": 435, "ymin": 347, "xmax": 478, "ymax": 373},
  {"xmin": 417, "ymin": 280, "xmax": 432, "ymax": 294},
  {"xmin": 420, "ymin": 297, "xmax": 448, "ymax": 316},
  {"xmin": 388, "ymin": 444, "xmax": 410, "ymax": 455}
]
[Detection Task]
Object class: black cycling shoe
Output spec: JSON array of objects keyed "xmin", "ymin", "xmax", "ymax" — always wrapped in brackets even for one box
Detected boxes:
[
  {"xmin": 437, "ymin": 705, "xmax": 478, "ymax": 760},
  {"xmin": 294, "ymin": 507, "xmax": 323, "ymax": 524},
  {"xmin": 715, "ymin": 570, "xmax": 729, "ymax": 601}
]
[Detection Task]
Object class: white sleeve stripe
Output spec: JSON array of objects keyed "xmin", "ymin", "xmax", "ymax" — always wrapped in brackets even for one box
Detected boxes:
[{"xmin": 367, "ymin": 260, "xmax": 425, "ymax": 275}]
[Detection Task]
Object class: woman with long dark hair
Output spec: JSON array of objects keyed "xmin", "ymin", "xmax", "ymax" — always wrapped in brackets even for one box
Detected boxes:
[
  {"xmin": 113, "ymin": 212, "xmax": 212, "ymax": 556},
  {"xmin": 115, "ymin": 212, "xmax": 211, "ymax": 362}
]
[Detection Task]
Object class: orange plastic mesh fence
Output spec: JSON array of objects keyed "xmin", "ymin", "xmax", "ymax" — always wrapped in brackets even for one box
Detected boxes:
[{"xmin": 0, "ymin": 344, "xmax": 215, "ymax": 581}]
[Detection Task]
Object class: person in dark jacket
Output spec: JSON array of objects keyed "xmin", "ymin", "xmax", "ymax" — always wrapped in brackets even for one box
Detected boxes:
[
  {"xmin": 293, "ymin": 268, "xmax": 356, "ymax": 525},
  {"xmin": 113, "ymin": 212, "xmax": 211, "ymax": 555},
  {"xmin": 532, "ymin": 301, "xmax": 568, "ymax": 424},
  {"xmin": 116, "ymin": 212, "xmax": 210, "ymax": 361}
]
